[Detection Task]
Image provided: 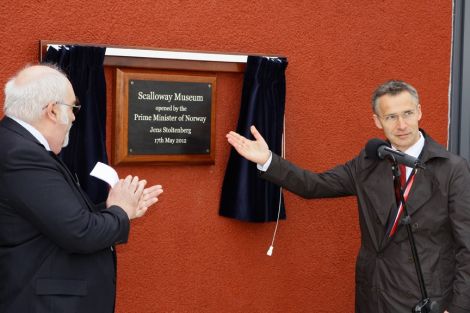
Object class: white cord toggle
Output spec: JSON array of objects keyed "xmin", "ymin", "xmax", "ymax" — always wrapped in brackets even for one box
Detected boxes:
[{"xmin": 267, "ymin": 245, "xmax": 274, "ymax": 256}]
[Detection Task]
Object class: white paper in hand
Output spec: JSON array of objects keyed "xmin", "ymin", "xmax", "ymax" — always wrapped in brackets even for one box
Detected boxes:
[{"xmin": 90, "ymin": 162, "xmax": 119, "ymax": 187}]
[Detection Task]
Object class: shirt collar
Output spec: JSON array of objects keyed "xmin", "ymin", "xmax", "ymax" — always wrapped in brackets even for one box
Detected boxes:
[{"xmin": 9, "ymin": 116, "xmax": 51, "ymax": 151}]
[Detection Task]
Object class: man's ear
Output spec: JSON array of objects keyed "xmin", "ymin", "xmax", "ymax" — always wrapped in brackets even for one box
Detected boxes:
[
  {"xmin": 373, "ymin": 114, "xmax": 383, "ymax": 130},
  {"xmin": 44, "ymin": 102, "xmax": 59, "ymax": 123}
]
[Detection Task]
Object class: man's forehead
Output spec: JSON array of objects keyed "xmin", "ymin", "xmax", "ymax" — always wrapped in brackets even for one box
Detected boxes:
[{"xmin": 377, "ymin": 92, "xmax": 417, "ymax": 110}]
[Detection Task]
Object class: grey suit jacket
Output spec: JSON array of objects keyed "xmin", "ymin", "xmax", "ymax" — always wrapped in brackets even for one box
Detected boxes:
[{"xmin": 260, "ymin": 131, "xmax": 470, "ymax": 313}]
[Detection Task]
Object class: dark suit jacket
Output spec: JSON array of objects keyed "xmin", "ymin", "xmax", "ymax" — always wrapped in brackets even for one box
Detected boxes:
[
  {"xmin": 260, "ymin": 131, "xmax": 470, "ymax": 313},
  {"xmin": 0, "ymin": 117, "xmax": 130, "ymax": 313}
]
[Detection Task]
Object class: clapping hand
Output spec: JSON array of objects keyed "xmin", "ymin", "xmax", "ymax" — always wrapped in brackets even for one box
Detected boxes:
[
  {"xmin": 107, "ymin": 176, "xmax": 163, "ymax": 220},
  {"xmin": 136, "ymin": 184, "xmax": 163, "ymax": 218}
]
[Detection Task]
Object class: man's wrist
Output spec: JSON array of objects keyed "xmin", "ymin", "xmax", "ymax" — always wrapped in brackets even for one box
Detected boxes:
[{"xmin": 257, "ymin": 151, "xmax": 273, "ymax": 172}]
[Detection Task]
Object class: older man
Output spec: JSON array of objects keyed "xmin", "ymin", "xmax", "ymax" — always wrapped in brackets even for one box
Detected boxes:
[
  {"xmin": 0, "ymin": 64, "xmax": 163, "ymax": 313},
  {"xmin": 226, "ymin": 80, "xmax": 470, "ymax": 313}
]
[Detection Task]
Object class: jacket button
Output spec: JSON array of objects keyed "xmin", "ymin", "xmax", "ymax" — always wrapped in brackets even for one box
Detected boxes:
[
  {"xmin": 412, "ymin": 222, "xmax": 419, "ymax": 231},
  {"xmin": 408, "ymin": 256, "xmax": 414, "ymax": 263}
]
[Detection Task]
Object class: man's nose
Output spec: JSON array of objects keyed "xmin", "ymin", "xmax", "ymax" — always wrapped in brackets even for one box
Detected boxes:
[{"xmin": 396, "ymin": 115, "xmax": 407, "ymax": 128}]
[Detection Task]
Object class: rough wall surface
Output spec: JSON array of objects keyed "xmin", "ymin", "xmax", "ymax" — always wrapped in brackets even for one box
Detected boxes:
[{"xmin": 0, "ymin": 1, "xmax": 452, "ymax": 312}]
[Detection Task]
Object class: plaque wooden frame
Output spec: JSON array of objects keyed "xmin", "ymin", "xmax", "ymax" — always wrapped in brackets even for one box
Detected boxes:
[{"xmin": 113, "ymin": 68, "xmax": 216, "ymax": 165}]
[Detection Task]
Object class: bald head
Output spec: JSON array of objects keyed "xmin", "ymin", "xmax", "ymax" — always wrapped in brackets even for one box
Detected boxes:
[
  {"xmin": 4, "ymin": 64, "xmax": 72, "ymax": 123},
  {"xmin": 15, "ymin": 65, "xmax": 63, "ymax": 85}
]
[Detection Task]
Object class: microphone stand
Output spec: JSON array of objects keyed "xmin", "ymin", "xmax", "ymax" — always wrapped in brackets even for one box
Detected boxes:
[{"xmin": 389, "ymin": 158, "xmax": 437, "ymax": 313}]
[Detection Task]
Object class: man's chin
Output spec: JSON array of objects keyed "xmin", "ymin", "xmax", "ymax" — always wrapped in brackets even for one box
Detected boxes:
[{"xmin": 392, "ymin": 137, "xmax": 413, "ymax": 150}]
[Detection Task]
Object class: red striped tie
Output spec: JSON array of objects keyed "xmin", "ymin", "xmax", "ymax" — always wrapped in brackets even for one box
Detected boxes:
[{"xmin": 400, "ymin": 164, "xmax": 407, "ymax": 187}]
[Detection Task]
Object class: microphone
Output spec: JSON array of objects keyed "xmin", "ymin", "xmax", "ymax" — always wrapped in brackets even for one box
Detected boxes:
[{"xmin": 365, "ymin": 138, "xmax": 425, "ymax": 169}]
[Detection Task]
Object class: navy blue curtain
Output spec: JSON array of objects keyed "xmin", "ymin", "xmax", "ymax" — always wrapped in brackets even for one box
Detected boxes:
[
  {"xmin": 219, "ymin": 56, "xmax": 288, "ymax": 222},
  {"xmin": 44, "ymin": 45, "xmax": 109, "ymax": 204}
]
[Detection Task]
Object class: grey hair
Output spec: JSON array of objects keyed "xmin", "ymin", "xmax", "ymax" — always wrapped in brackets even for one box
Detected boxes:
[
  {"xmin": 371, "ymin": 80, "xmax": 419, "ymax": 114},
  {"xmin": 3, "ymin": 64, "xmax": 70, "ymax": 123}
]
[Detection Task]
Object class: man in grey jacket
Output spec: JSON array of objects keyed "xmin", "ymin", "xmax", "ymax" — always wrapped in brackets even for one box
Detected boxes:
[{"xmin": 226, "ymin": 80, "xmax": 470, "ymax": 313}]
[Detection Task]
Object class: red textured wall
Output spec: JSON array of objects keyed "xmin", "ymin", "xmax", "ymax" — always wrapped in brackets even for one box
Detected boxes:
[{"xmin": 0, "ymin": 1, "xmax": 452, "ymax": 312}]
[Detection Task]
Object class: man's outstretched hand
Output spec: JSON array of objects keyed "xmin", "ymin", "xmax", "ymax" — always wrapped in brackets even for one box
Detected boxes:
[{"xmin": 226, "ymin": 125, "xmax": 271, "ymax": 165}]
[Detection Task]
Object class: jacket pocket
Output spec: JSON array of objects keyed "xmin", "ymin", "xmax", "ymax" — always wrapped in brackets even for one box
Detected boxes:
[
  {"xmin": 35, "ymin": 278, "xmax": 87, "ymax": 313},
  {"xmin": 36, "ymin": 278, "xmax": 87, "ymax": 296}
]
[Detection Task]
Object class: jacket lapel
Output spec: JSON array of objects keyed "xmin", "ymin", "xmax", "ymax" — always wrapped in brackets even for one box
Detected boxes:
[
  {"xmin": 356, "ymin": 159, "xmax": 396, "ymax": 251},
  {"xmin": 401, "ymin": 169, "xmax": 437, "ymax": 216},
  {"xmin": 404, "ymin": 132, "xmax": 447, "ymax": 216},
  {"xmin": 362, "ymin": 160, "xmax": 396, "ymax": 226},
  {"xmin": 48, "ymin": 152, "xmax": 97, "ymax": 212}
]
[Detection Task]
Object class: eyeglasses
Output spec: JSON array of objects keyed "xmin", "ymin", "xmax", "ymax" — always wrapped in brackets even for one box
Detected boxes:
[
  {"xmin": 55, "ymin": 100, "xmax": 81, "ymax": 116},
  {"xmin": 377, "ymin": 109, "xmax": 418, "ymax": 124}
]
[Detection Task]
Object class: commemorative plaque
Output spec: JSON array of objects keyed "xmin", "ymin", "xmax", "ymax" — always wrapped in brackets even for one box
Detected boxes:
[{"xmin": 114, "ymin": 68, "xmax": 216, "ymax": 164}]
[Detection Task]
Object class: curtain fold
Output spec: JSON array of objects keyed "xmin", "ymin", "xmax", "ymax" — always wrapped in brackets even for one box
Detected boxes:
[
  {"xmin": 44, "ymin": 45, "xmax": 109, "ymax": 204},
  {"xmin": 219, "ymin": 56, "xmax": 288, "ymax": 222}
]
